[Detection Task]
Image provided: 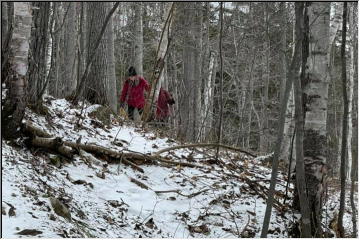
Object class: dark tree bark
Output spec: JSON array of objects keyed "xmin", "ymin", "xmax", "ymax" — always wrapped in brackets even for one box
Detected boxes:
[
  {"xmin": 215, "ymin": 2, "xmax": 224, "ymax": 159},
  {"xmin": 27, "ymin": 2, "xmax": 50, "ymax": 104},
  {"xmin": 261, "ymin": 2, "xmax": 305, "ymax": 237},
  {"xmin": 73, "ymin": 2, "xmax": 120, "ymax": 104},
  {"xmin": 293, "ymin": 4, "xmax": 312, "ymax": 236}
]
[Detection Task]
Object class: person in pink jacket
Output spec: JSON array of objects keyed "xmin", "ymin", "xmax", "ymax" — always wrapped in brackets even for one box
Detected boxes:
[
  {"xmin": 155, "ymin": 87, "xmax": 175, "ymax": 123},
  {"xmin": 120, "ymin": 67, "xmax": 150, "ymax": 120}
]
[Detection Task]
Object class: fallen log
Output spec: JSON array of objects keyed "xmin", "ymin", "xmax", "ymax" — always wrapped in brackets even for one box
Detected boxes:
[
  {"xmin": 64, "ymin": 141, "xmax": 157, "ymax": 163},
  {"xmin": 64, "ymin": 141, "xmax": 204, "ymax": 168},
  {"xmin": 23, "ymin": 121, "xmax": 211, "ymax": 169},
  {"xmin": 22, "ymin": 120, "xmax": 53, "ymax": 138},
  {"xmin": 31, "ymin": 137, "xmax": 74, "ymax": 159},
  {"xmin": 154, "ymin": 143, "xmax": 257, "ymax": 158}
]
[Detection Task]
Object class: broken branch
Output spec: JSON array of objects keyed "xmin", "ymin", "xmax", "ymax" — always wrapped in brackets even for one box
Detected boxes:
[{"xmin": 154, "ymin": 143, "xmax": 257, "ymax": 157}]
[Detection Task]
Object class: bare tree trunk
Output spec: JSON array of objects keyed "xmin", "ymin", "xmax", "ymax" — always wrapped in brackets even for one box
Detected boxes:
[
  {"xmin": 73, "ymin": 2, "xmax": 119, "ymax": 104},
  {"xmin": 216, "ymin": 2, "xmax": 224, "ymax": 159},
  {"xmin": 301, "ymin": 2, "xmax": 330, "ymax": 236},
  {"xmin": 142, "ymin": 3, "xmax": 174, "ymax": 121},
  {"xmin": 62, "ymin": 2, "xmax": 77, "ymax": 96},
  {"xmin": 261, "ymin": 2, "xmax": 305, "ymax": 236},
  {"xmin": 201, "ymin": 51, "xmax": 215, "ymax": 141},
  {"xmin": 27, "ymin": 2, "xmax": 50, "ymax": 104},
  {"xmin": 77, "ymin": 2, "xmax": 86, "ymax": 92},
  {"xmin": 193, "ymin": 2, "xmax": 202, "ymax": 142},
  {"xmin": 48, "ymin": 3, "xmax": 60, "ymax": 97},
  {"xmin": 2, "ymin": 2, "xmax": 32, "ymax": 140},
  {"xmin": 260, "ymin": 3, "xmax": 270, "ymax": 152},
  {"xmin": 178, "ymin": 2, "xmax": 202, "ymax": 141},
  {"xmin": 84, "ymin": 2, "xmax": 117, "ymax": 107},
  {"xmin": 105, "ymin": 7, "xmax": 117, "ymax": 112},
  {"xmin": 280, "ymin": 2, "xmax": 295, "ymax": 166},
  {"xmin": 346, "ymin": 2, "xmax": 355, "ymax": 181},
  {"xmin": 134, "ymin": 2, "xmax": 143, "ymax": 76},
  {"xmin": 326, "ymin": 2, "xmax": 343, "ymax": 178},
  {"xmin": 338, "ymin": 3, "xmax": 348, "ymax": 237},
  {"xmin": 1, "ymin": 2, "xmax": 8, "ymax": 47},
  {"xmin": 349, "ymin": 3, "xmax": 358, "ymax": 237},
  {"xmin": 294, "ymin": 4, "xmax": 313, "ymax": 236},
  {"xmin": 200, "ymin": 3, "xmax": 215, "ymax": 141},
  {"xmin": 1, "ymin": 2, "xmax": 14, "ymax": 79}
]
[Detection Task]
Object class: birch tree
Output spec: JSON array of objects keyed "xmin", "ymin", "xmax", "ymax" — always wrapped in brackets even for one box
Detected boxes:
[
  {"xmin": 301, "ymin": 2, "xmax": 331, "ymax": 236},
  {"xmin": 346, "ymin": 2, "xmax": 356, "ymax": 180},
  {"xmin": 134, "ymin": 2, "xmax": 143, "ymax": 76},
  {"xmin": 2, "ymin": 2, "xmax": 32, "ymax": 140}
]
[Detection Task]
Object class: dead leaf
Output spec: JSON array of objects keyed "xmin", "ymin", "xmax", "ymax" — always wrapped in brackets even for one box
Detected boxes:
[
  {"xmin": 72, "ymin": 179, "xmax": 88, "ymax": 185},
  {"xmin": 188, "ymin": 224, "xmax": 210, "ymax": 235},
  {"xmin": 96, "ymin": 172, "xmax": 105, "ymax": 179},
  {"xmin": 8, "ymin": 206, "xmax": 16, "ymax": 217},
  {"xmin": 16, "ymin": 229, "xmax": 43, "ymax": 236},
  {"xmin": 145, "ymin": 218, "xmax": 157, "ymax": 229}
]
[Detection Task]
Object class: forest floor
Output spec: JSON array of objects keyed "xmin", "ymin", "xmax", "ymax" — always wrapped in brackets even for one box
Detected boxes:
[{"xmin": 2, "ymin": 96, "xmax": 357, "ymax": 238}]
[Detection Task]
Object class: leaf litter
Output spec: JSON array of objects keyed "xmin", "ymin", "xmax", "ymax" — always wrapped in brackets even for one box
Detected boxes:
[{"xmin": 2, "ymin": 95, "xmax": 357, "ymax": 238}]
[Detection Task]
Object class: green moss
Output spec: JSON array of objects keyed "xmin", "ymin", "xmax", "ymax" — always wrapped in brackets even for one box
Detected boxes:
[{"xmin": 49, "ymin": 155, "xmax": 61, "ymax": 168}]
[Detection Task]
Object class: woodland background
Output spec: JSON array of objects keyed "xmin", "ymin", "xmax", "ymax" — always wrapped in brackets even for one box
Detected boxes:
[{"xmin": 1, "ymin": 2, "xmax": 358, "ymax": 238}]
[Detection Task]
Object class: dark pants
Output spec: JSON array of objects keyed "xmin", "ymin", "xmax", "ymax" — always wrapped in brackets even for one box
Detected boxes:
[{"xmin": 128, "ymin": 106, "xmax": 143, "ymax": 120}]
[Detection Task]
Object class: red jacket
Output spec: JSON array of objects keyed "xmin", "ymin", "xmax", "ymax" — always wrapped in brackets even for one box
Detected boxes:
[
  {"xmin": 156, "ymin": 88, "xmax": 174, "ymax": 120},
  {"xmin": 120, "ymin": 76, "xmax": 150, "ymax": 109}
]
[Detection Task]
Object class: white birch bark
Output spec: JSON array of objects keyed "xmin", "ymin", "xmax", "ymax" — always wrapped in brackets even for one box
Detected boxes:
[
  {"xmin": 328, "ymin": 2, "xmax": 343, "ymax": 176},
  {"xmin": 10, "ymin": 3, "xmax": 32, "ymax": 78},
  {"xmin": 302, "ymin": 3, "xmax": 331, "ymax": 235},
  {"xmin": 154, "ymin": 3, "xmax": 174, "ymax": 98},
  {"xmin": 346, "ymin": 5, "xmax": 355, "ymax": 180},
  {"xmin": 201, "ymin": 51, "xmax": 215, "ymax": 140},
  {"xmin": 303, "ymin": 3, "xmax": 330, "ymax": 159},
  {"xmin": 2, "ymin": 2, "xmax": 32, "ymax": 139},
  {"xmin": 105, "ymin": 10, "xmax": 117, "ymax": 112},
  {"xmin": 134, "ymin": 2, "xmax": 143, "ymax": 76}
]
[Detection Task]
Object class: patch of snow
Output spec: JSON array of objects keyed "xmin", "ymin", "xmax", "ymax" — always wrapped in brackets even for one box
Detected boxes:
[{"xmin": 2, "ymin": 96, "xmax": 355, "ymax": 238}]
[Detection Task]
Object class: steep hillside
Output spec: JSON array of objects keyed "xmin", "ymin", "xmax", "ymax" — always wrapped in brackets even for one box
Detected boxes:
[{"xmin": 1, "ymin": 96, "xmax": 356, "ymax": 238}]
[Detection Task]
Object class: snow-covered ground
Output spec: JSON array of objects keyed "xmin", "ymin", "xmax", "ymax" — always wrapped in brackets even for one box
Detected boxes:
[{"xmin": 2, "ymin": 96, "xmax": 357, "ymax": 238}]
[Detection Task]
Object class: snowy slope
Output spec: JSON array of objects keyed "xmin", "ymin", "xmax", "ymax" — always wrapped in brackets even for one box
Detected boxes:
[{"xmin": 1, "ymin": 96, "xmax": 357, "ymax": 238}]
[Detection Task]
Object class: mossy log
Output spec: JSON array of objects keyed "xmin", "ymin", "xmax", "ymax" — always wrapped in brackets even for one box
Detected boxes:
[
  {"xmin": 31, "ymin": 137, "xmax": 75, "ymax": 159},
  {"xmin": 22, "ymin": 120, "xmax": 53, "ymax": 138}
]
